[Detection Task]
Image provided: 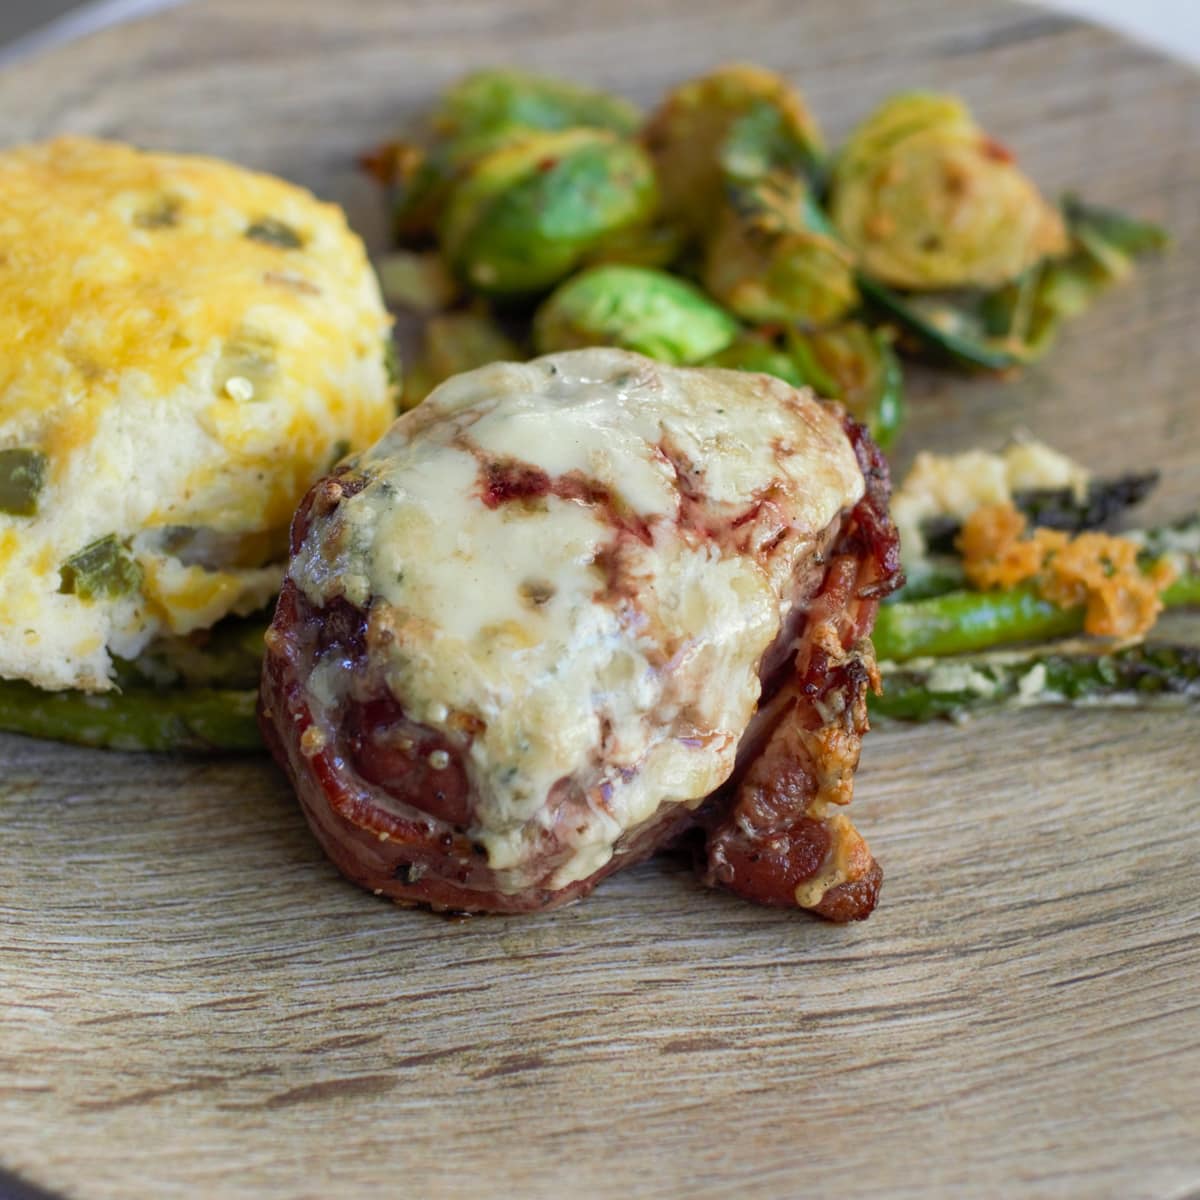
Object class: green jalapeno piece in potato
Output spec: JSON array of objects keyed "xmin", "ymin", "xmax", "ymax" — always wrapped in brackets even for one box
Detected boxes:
[
  {"xmin": 0, "ymin": 448, "xmax": 48, "ymax": 517},
  {"xmin": 60, "ymin": 535, "xmax": 143, "ymax": 601}
]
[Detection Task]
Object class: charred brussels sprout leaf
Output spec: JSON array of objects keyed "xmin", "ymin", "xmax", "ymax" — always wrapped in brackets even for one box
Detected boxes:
[
  {"xmin": 0, "ymin": 448, "xmax": 48, "ymax": 517},
  {"xmin": 245, "ymin": 218, "xmax": 305, "ymax": 249},
  {"xmin": 702, "ymin": 178, "xmax": 858, "ymax": 327},
  {"xmin": 830, "ymin": 92, "xmax": 1066, "ymax": 291},
  {"xmin": 534, "ymin": 265, "xmax": 740, "ymax": 364},
  {"xmin": 60, "ymin": 535, "xmax": 143, "ymax": 601},
  {"xmin": 439, "ymin": 128, "xmax": 659, "ymax": 297},
  {"xmin": 644, "ymin": 63, "xmax": 825, "ymax": 235},
  {"xmin": 433, "ymin": 69, "xmax": 641, "ymax": 140}
]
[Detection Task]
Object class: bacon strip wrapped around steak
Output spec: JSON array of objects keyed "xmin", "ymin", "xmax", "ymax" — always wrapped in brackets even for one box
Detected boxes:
[{"xmin": 259, "ymin": 349, "xmax": 901, "ymax": 917}]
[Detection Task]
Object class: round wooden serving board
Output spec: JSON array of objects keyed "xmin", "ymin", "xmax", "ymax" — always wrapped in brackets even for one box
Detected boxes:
[{"xmin": 1, "ymin": 2, "xmax": 1198, "ymax": 1197}]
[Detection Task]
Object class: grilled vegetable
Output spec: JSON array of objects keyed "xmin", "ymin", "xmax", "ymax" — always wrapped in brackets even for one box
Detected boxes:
[
  {"xmin": 438, "ymin": 128, "xmax": 658, "ymax": 296},
  {"xmin": 375, "ymin": 249, "xmax": 459, "ymax": 314},
  {"xmin": 643, "ymin": 63, "xmax": 824, "ymax": 234},
  {"xmin": 830, "ymin": 91, "xmax": 1066, "ymax": 291},
  {"xmin": 403, "ymin": 311, "xmax": 521, "ymax": 409},
  {"xmin": 978, "ymin": 197, "xmax": 1170, "ymax": 362},
  {"xmin": 861, "ymin": 197, "xmax": 1168, "ymax": 372},
  {"xmin": 433, "ymin": 68, "xmax": 641, "ymax": 141},
  {"xmin": 786, "ymin": 322, "xmax": 904, "ymax": 449},
  {"xmin": 704, "ymin": 332, "xmax": 807, "ymax": 386},
  {"xmin": 0, "ymin": 680, "xmax": 260, "ymax": 753},
  {"xmin": 873, "ymin": 583, "xmax": 1082, "ymax": 661},
  {"xmin": 702, "ymin": 178, "xmax": 858, "ymax": 327},
  {"xmin": 875, "ymin": 551, "xmax": 1198, "ymax": 661},
  {"xmin": 119, "ymin": 616, "xmax": 267, "ymax": 690},
  {"xmin": 873, "ymin": 641, "xmax": 1200, "ymax": 721},
  {"xmin": 534, "ymin": 264, "xmax": 740, "ymax": 363}
]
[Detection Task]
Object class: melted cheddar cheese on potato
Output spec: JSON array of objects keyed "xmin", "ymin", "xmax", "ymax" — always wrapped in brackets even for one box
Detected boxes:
[{"xmin": 0, "ymin": 136, "xmax": 395, "ymax": 691}]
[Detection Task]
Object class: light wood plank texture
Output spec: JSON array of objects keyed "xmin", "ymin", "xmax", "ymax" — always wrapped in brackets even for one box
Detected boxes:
[{"xmin": 1, "ymin": 2, "xmax": 1198, "ymax": 1197}]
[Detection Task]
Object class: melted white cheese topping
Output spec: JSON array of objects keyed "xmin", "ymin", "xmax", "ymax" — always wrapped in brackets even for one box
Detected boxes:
[{"xmin": 291, "ymin": 349, "xmax": 865, "ymax": 891}]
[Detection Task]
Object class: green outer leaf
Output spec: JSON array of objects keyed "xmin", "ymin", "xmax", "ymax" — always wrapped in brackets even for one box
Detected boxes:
[{"xmin": 0, "ymin": 681, "xmax": 262, "ymax": 753}]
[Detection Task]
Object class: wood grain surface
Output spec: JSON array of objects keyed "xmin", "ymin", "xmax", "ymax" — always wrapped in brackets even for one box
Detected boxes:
[{"xmin": 1, "ymin": 2, "xmax": 1198, "ymax": 1197}]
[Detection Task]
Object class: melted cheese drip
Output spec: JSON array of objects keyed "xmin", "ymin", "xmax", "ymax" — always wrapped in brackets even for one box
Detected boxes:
[
  {"xmin": 292, "ymin": 349, "xmax": 865, "ymax": 890},
  {"xmin": 0, "ymin": 137, "xmax": 393, "ymax": 689}
]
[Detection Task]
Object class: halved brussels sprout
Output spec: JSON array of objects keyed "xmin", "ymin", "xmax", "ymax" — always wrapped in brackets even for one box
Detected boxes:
[
  {"xmin": 533, "ymin": 264, "xmax": 740, "ymax": 364},
  {"xmin": 433, "ymin": 69, "xmax": 641, "ymax": 140},
  {"xmin": 863, "ymin": 196, "xmax": 1168, "ymax": 371},
  {"xmin": 702, "ymin": 178, "xmax": 858, "ymax": 327},
  {"xmin": 830, "ymin": 91, "xmax": 1067, "ymax": 291},
  {"xmin": 643, "ymin": 63, "xmax": 824, "ymax": 234},
  {"xmin": 439, "ymin": 128, "xmax": 659, "ymax": 296}
]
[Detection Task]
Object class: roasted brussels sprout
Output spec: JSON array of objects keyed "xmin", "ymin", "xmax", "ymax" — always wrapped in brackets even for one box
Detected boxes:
[
  {"xmin": 402, "ymin": 311, "xmax": 520, "ymax": 409},
  {"xmin": 703, "ymin": 333, "xmax": 806, "ymax": 386},
  {"xmin": 786, "ymin": 323, "xmax": 904, "ymax": 448},
  {"xmin": 702, "ymin": 178, "xmax": 858, "ymax": 327},
  {"xmin": 433, "ymin": 68, "xmax": 641, "ymax": 140},
  {"xmin": 643, "ymin": 63, "xmax": 824, "ymax": 234},
  {"xmin": 372, "ymin": 70, "xmax": 642, "ymax": 243},
  {"xmin": 862, "ymin": 196, "xmax": 1168, "ymax": 371},
  {"xmin": 830, "ymin": 92, "xmax": 1067, "ymax": 291},
  {"xmin": 375, "ymin": 248, "xmax": 459, "ymax": 314},
  {"xmin": 533, "ymin": 264, "xmax": 740, "ymax": 363},
  {"xmin": 439, "ymin": 128, "xmax": 659, "ymax": 296}
]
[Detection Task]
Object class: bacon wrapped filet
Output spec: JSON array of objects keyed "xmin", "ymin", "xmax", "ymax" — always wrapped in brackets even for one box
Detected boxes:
[{"xmin": 260, "ymin": 349, "xmax": 900, "ymax": 917}]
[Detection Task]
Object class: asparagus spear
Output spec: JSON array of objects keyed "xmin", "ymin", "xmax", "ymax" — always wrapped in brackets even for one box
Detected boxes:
[
  {"xmin": 0, "ymin": 681, "xmax": 262, "ymax": 753},
  {"xmin": 872, "ymin": 642, "xmax": 1200, "ymax": 721},
  {"xmin": 892, "ymin": 513, "xmax": 1200, "ymax": 605},
  {"xmin": 876, "ymin": 556, "xmax": 1199, "ymax": 662},
  {"xmin": 874, "ymin": 583, "xmax": 1083, "ymax": 661}
]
